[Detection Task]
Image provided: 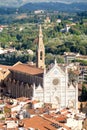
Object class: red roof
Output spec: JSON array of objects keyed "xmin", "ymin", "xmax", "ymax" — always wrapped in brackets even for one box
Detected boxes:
[
  {"xmin": 10, "ymin": 63, "xmax": 44, "ymax": 75},
  {"xmin": 22, "ymin": 115, "xmax": 71, "ymax": 130},
  {"xmin": 22, "ymin": 116, "xmax": 59, "ymax": 130},
  {"xmin": 0, "ymin": 64, "xmax": 11, "ymax": 70}
]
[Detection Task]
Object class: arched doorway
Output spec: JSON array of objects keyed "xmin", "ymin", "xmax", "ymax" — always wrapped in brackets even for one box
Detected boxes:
[
  {"xmin": 68, "ymin": 100, "xmax": 74, "ymax": 108},
  {"xmin": 52, "ymin": 96, "xmax": 60, "ymax": 109}
]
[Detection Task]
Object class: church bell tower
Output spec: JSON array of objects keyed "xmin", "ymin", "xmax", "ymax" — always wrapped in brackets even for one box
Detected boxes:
[{"xmin": 36, "ymin": 25, "xmax": 45, "ymax": 69}]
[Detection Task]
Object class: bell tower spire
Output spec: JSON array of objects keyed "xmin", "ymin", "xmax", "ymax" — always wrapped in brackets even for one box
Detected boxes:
[{"xmin": 36, "ymin": 25, "xmax": 45, "ymax": 69}]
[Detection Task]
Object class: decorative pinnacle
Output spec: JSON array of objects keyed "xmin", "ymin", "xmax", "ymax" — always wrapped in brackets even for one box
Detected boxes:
[{"xmin": 54, "ymin": 58, "xmax": 57, "ymax": 65}]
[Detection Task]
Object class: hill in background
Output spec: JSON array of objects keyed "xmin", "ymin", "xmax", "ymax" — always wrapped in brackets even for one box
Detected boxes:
[
  {"xmin": 0, "ymin": 2, "xmax": 87, "ymax": 14},
  {"xmin": 0, "ymin": 0, "xmax": 87, "ymax": 7},
  {"xmin": 20, "ymin": 2, "xmax": 87, "ymax": 12}
]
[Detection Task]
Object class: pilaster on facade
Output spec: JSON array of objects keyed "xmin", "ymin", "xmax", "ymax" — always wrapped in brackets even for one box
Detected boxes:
[
  {"xmin": 60, "ymin": 79, "xmax": 62, "ymax": 110},
  {"xmin": 65, "ymin": 66, "xmax": 68, "ymax": 108},
  {"xmin": 33, "ymin": 83, "xmax": 36, "ymax": 100},
  {"xmin": 43, "ymin": 71, "xmax": 45, "ymax": 104},
  {"xmin": 75, "ymin": 83, "xmax": 78, "ymax": 110}
]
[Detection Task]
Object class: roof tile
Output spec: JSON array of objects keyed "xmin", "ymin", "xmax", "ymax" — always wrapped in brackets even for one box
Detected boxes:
[{"xmin": 10, "ymin": 63, "xmax": 44, "ymax": 75}]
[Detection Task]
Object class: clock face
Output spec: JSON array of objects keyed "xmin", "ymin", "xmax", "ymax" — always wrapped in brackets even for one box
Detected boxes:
[{"xmin": 52, "ymin": 78, "xmax": 59, "ymax": 85}]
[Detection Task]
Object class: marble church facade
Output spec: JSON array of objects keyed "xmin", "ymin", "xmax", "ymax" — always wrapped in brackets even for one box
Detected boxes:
[
  {"xmin": 3, "ymin": 25, "xmax": 78, "ymax": 109},
  {"xmin": 34, "ymin": 61, "xmax": 78, "ymax": 109}
]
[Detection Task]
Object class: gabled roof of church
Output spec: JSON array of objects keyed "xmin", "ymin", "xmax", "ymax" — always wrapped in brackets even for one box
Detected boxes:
[
  {"xmin": 10, "ymin": 62, "xmax": 44, "ymax": 76},
  {"xmin": 0, "ymin": 64, "xmax": 11, "ymax": 70},
  {"xmin": 46, "ymin": 62, "xmax": 66, "ymax": 75}
]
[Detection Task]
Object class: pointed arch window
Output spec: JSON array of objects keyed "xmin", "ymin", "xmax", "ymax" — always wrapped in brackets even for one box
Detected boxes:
[{"xmin": 40, "ymin": 51, "xmax": 43, "ymax": 60}]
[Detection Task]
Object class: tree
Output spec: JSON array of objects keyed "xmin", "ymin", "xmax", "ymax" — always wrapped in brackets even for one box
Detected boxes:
[
  {"xmin": 81, "ymin": 84, "xmax": 87, "ymax": 101},
  {"xmin": 68, "ymin": 70, "xmax": 78, "ymax": 83}
]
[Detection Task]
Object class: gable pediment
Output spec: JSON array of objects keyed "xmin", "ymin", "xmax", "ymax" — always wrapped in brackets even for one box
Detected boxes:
[
  {"xmin": 45, "ymin": 64, "xmax": 65, "ymax": 77},
  {"xmin": 68, "ymin": 83, "xmax": 75, "ymax": 90},
  {"xmin": 36, "ymin": 84, "xmax": 43, "ymax": 91}
]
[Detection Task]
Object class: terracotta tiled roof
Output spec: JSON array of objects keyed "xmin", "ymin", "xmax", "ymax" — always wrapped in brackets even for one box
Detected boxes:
[
  {"xmin": 10, "ymin": 63, "xmax": 44, "ymax": 75},
  {"xmin": 80, "ymin": 65, "xmax": 87, "ymax": 69},
  {"xmin": 22, "ymin": 115, "xmax": 71, "ymax": 130},
  {"xmin": 43, "ymin": 116, "xmax": 71, "ymax": 130},
  {"xmin": 22, "ymin": 115, "xmax": 59, "ymax": 130},
  {"xmin": 73, "ymin": 70, "xmax": 79, "ymax": 75},
  {"xmin": 77, "ymin": 55, "xmax": 87, "ymax": 59},
  {"xmin": 6, "ymin": 128, "xmax": 18, "ymax": 130},
  {"xmin": 0, "ymin": 64, "xmax": 11, "ymax": 70},
  {"xmin": 28, "ymin": 109, "xmax": 35, "ymax": 115},
  {"xmin": 0, "ymin": 123, "xmax": 4, "ymax": 129},
  {"xmin": 28, "ymin": 108, "xmax": 44, "ymax": 115},
  {"xmin": 56, "ymin": 115, "xmax": 66, "ymax": 122},
  {"xmin": 16, "ymin": 97, "xmax": 29, "ymax": 102},
  {"xmin": 43, "ymin": 112, "xmax": 67, "ymax": 122},
  {"xmin": 43, "ymin": 114, "xmax": 53, "ymax": 118},
  {"xmin": 0, "ymin": 100, "xmax": 3, "ymax": 104}
]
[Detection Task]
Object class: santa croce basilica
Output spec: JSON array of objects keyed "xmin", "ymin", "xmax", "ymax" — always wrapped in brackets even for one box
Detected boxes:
[{"xmin": 1, "ymin": 25, "xmax": 78, "ymax": 110}]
